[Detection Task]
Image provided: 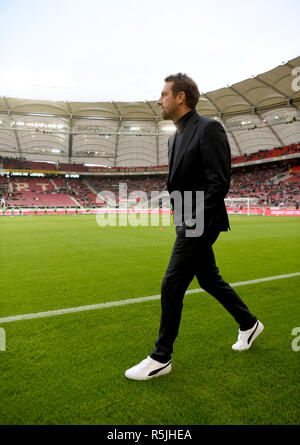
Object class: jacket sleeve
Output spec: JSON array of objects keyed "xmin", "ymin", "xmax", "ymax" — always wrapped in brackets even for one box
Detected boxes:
[{"xmin": 201, "ymin": 120, "xmax": 231, "ymax": 218}]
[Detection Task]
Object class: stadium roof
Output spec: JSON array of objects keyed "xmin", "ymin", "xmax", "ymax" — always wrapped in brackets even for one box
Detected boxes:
[{"xmin": 0, "ymin": 56, "xmax": 300, "ymax": 166}]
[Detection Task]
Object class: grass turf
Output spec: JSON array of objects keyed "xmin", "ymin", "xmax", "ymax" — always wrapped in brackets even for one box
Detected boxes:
[{"xmin": 0, "ymin": 214, "xmax": 299, "ymax": 425}]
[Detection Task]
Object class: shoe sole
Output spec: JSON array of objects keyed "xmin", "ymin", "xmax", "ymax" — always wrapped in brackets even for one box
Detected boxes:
[
  {"xmin": 125, "ymin": 364, "xmax": 172, "ymax": 381},
  {"xmin": 232, "ymin": 321, "xmax": 264, "ymax": 351}
]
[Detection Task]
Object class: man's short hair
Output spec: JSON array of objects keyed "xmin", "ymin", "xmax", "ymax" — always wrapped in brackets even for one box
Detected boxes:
[{"xmin": 165, "ymin": 73, "xmax": 200, "ymax": 109}]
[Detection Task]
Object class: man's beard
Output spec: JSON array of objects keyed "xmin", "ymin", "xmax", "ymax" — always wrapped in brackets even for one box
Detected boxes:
[{"xmin": 162, "ymin": 109, "xmax": 171, "ymax": 120}]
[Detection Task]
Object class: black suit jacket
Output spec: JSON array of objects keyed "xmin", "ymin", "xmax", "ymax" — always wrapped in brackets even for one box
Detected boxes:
[{"xmin": 167, "ymin": 111, "xmax": 231, "ymax": 232}]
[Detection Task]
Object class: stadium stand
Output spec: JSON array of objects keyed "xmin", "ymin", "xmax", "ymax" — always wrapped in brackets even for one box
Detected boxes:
[
  {"xmin": 1, "ymin": 142, "xmax": 299, "ymax": 175},
  {"xmin": 1, "ymin": 54, "xmax": 300, "ymax": 215},
  {"xmin": 58, "ymin": 163, "xmax": 88, "ymax": 172},
  {"xmin": 228, "ymin": 165, "xmax": 300, "ymax": 208},
  {"xmin": 4, "ymin": 177, "xmax": 75, "ymax": 207},
  {"xmin": 60, "ymin": 178, "xmax": 97, "ymax": 207},
  {"xmin": 231, "ymin": 143, "xmax": 300, "ymax": 164},
  {"xmin": 1, "ymin": 156, "xmax": 299, "ymax": 210},
  {"xmin": 90, "ymin": 175, "xmax": 167, "ymax": 201},
  {"xmin": 2, "ymin": 158, "xmax": 58, "ymax": 171}
]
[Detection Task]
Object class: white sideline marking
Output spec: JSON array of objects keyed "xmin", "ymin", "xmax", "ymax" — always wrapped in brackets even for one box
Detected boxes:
[{"xmin": 0, "ymin": 272, "xmax": 299, "ymax": 325}]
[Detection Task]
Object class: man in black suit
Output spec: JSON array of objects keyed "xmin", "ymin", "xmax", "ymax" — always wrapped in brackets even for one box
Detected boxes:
[{"xmin": 125, "ymin": 74, "xmax": 263, "ymax": 380}]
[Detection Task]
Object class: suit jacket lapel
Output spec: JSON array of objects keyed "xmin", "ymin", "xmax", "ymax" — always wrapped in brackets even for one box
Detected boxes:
[
  {"xmin": 167, "ymin": 132, "xmax": 176, "ymax": 186},
  {"xmin": 168, "ymin": 133, "xmax": 176, "ymax": 165},
  {"xmin": 169, "ymin": 116, "xmax": 198, "ymax": 183}
]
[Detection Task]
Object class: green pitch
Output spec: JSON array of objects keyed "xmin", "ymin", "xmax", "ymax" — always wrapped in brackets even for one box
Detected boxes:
[{"xmin": 0, "ymin": 214, "xmax": 299, "ymax": 425}]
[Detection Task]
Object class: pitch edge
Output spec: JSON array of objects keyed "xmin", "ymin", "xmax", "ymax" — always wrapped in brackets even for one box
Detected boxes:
[{"xmin": 0, "ymin": 272, "xmax": 299, "ymax": 324}]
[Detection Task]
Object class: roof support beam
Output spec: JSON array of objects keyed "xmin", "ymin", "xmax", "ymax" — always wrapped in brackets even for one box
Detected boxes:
[
  {"xmin": 202, "ymin": 93, "xmax": 243, "ymax": 156},
  {"xmin": 261, "ymin": 65, "xmax": 300, "ymax": 113},
  {"xmin": 146, "ymin": 101, "xmax": 160, "ymax": 165},
  {"xmin": 255, "ymin": 73, "xmax": 290, "ymax": 101},
  {"xmin": 2, "ymin": 97, "xmax": 22, "ymax": 157},
  {"xmin": 255, "ymin": 110, "xmax": 284, "ymax": 146},
  {"xmin": 68, "ymin": 133, "xmax": 73, "ymax": 162},
  {"xmin": 229, "ymin": 85, "xmax": 284, "ymax": 147},
  {"xmin": 112, "ymin": 102, "xmax": 122, "ymax": 167},
  {"xmin": 228, "ymin": 131, "xmax": 243, "ymax": 157},
  {"xmin": 65, "ymin": 102, "xmax": 73, "ymax": 162},
  {"xmin": 254, "ymin": 76, "xmax": 295, "ymax": 141}
]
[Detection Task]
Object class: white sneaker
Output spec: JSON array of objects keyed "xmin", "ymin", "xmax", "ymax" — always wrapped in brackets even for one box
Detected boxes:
[
  {"xmin": 232, "ymin": 320, "xmax": 264, "ymax": 351},
  {"xmin": 125, "ymin": 356, "xmax": 172, "ymax": 380}
]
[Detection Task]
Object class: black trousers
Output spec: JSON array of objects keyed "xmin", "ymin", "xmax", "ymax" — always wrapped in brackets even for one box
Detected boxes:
[{"xmin": 150, "ymin": 226, "xmax": 257, "ymax": 363}]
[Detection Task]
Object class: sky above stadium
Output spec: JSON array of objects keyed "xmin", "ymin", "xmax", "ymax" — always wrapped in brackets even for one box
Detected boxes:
[{"xmin": 0, "ymin": 0, "xmax": 299, "ymax": 103}]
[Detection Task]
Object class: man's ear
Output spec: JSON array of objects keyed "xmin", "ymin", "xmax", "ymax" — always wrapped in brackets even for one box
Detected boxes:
[{"xmin": 177, "ymin": 91, "xmax": 186, "ymax": 105}]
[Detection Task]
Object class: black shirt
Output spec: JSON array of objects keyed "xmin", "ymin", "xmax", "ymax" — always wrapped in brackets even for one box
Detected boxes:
[
  {"xmin": 170, "ymin": 109, "xmax": 196, "ymax": 171},
  {"xmin": 175, "ymin": 109, "xmax": 196, "ymax": 134}
]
